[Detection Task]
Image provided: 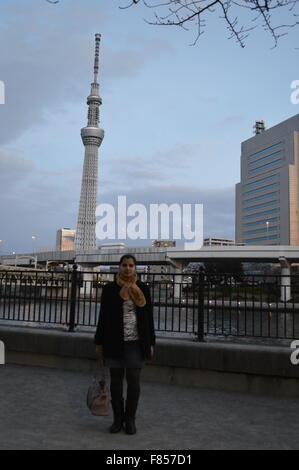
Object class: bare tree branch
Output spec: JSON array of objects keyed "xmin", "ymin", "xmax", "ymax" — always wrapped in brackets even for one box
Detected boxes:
[
  {"xmin": 120, "ymin": 0, "xmax": 299, "ymax": 46},
  {"xmin": 43, "ymin": 0, "xmax": 299, "ymax": 47}
]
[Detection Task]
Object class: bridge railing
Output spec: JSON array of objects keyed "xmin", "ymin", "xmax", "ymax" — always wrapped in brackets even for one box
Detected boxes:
[{"xmin": 0, "ymin": 266, "xmax": 298, "ymax": 343}]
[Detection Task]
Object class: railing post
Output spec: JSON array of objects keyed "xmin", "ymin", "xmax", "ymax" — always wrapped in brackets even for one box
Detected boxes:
[
  {"xmin": 196, "ymin": 268, "xmax": 205, "ymax": 341},
  {"xmin": 68, "ymin": 264, "xmax": 78, "ymax": 332}
]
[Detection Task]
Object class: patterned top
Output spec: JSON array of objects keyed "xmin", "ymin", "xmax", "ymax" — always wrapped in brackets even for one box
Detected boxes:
[{"xmin": 123, "ymin": 299, "xmax": 139, "ymax": 342}]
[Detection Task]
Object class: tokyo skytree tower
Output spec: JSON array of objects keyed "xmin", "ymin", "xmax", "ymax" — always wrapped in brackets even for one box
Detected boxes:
[{"xmin": 75, "ymin": 34, "xmax": 104, "ymax": 250}]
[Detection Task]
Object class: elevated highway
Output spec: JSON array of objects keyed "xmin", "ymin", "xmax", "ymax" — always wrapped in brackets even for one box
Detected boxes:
[
  {"xmin": 1, "ymin": 245, "xmax": 299, "ymax": 267},
  {"xmin": 1, "ymin": 245, "xmax": 298, "ymax": 302}
]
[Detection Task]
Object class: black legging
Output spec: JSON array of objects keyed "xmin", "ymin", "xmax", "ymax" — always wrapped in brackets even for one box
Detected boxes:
[{"xmin": 110, "ymin": 368, "xmax": 141, "ymax": 403}]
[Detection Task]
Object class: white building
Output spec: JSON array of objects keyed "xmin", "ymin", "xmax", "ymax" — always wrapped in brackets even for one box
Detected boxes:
[{"xmin": 204, "ymin": 237, "xmax": 235, "ymax": 246}]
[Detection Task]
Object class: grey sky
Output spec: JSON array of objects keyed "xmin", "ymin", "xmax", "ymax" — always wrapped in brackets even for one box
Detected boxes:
[{"xmin": 0, "ymin": 0, "xmax": 298, "ymax": 253}]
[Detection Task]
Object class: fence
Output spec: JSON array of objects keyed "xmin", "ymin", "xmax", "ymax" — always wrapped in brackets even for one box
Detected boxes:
[{"xmin": 0, "ymin": 266, "xmax": 299, "ymax": 343}]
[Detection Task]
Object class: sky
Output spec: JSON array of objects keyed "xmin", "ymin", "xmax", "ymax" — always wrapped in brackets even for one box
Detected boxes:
[{"xmin": 0, "ymin": 0, "xmax": 298, "ymax": 254}]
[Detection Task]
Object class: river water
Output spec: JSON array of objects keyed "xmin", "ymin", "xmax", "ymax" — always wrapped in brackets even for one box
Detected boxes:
[{"xmin": 0, "ymin": 297, "xmax": 298, "ymax": 346}]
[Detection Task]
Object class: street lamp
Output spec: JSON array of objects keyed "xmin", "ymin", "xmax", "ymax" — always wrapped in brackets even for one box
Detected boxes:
[
  {"xmin": 265, "ymin": 221, "xmax": 269, "ymax": 241},
  {"xmin": 31, "ymin": 235, "xmax": 37, "ymax": 254},
  {"xmin": 31, "ymin": 236, "xmax": 38, "ymax": 268}
]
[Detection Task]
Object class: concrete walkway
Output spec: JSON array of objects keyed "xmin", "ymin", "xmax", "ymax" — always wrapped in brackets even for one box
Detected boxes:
[{"xmin": 1, "ymin": 363, "xmax": 299, "ymax": 450}]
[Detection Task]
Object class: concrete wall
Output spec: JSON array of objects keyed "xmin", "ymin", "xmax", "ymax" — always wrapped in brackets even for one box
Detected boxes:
[{"xmin": 1, "ymin": 325, "xmax": 299, "ymax": 397}]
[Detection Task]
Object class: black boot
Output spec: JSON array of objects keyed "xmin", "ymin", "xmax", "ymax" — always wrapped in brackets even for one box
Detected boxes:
[
  {"xmin": 124, "ymin": 397, "xmax": 138, "ymax": 435},
  {"xmin": 109, "ymin": 399, "xmax": 124, "ymax": 433}
]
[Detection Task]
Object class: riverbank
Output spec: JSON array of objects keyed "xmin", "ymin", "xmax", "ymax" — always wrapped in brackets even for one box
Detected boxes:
[{"xmin": 1, "ymin": 324, "xmax": 299, "ymax": 397}]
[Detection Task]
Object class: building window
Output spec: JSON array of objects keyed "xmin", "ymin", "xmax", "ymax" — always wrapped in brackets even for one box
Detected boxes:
[
  {"xmin": 243, "ymin": 191, "xmax": 279, "ymax": 204},
  {"xmin": 248, "ymin": 159, "xmax": 283, "ymax": 175},
  {"xmin": 243, "ymin": 182, "xmax": 279, "ymax": 196},
  {"xmin": 243, "ymin": 200, "xmax": 278, "ymax": 211},
  {"xmin": 247, "ymin": 142, "xmax": 282, "ymax": 161},
  {"xmin": 244, "ymin": 174, "xmax": 278, "ymax": 189},
  {"xmin": 244, "ymin": 234, "xmax": 279, "ymax": 243},
  {"xmin": 243, "ymin": 225, "xmax": 279, "ymax": 235},
  {"xmin": 248, "ymin": 150, "xmax": 283, "ymax": 167},
  {"xmin": 243, "ymin": 208, "xmax": 279, "ymax": 219},
  {"xmin": 243, "ymin": 217, "xmax": 279, "ymax": 227}
]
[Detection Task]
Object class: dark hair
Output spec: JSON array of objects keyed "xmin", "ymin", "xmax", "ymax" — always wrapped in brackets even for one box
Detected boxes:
[{"xmin": 119, "ymin": 254, "xmax": 137, "ymax": 266}]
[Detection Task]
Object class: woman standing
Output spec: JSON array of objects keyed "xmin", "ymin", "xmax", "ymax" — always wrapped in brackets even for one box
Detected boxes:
[{"xmin": 95, "ymin": 254, "xmax": 155, "ymax": 435}]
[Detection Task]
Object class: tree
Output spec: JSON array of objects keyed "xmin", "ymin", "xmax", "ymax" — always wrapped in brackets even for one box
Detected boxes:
[
  {"xmin": 204, "ymin": 259, "xmax": 244, "ymax": 282},
  {"xmin": 120, "ymin": 0, "xmax": 299, "ymax": 47},
  {"xmin": 45, "ymin": 0, "xmax": 299, "ymax": 48}
]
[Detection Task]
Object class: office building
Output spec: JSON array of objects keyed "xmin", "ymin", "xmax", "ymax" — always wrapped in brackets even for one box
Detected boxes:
[
  {"xmin": 236, "ymin": 114, "xmax": 299, "ymax": 245},
  {"xmin": 56, "ymin": 228, "xmax": 76, "ymax": 251}
]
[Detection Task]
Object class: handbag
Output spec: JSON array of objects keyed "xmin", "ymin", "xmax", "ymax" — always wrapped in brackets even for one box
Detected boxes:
[{"xmin": 87, "ymin": 355, "xmax": 110, "ymax": 416}]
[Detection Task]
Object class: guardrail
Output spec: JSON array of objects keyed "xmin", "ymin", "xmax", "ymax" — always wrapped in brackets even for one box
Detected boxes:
[{"xmin": 0, "ymin": 266, "xmax": 299, "ymax": 342}]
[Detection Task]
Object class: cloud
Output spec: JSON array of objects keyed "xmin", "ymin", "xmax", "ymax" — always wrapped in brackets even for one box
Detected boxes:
[
  {"xmin": 0, "ymin": 150, "xmax": 81, "ymax": 253},
  {"xmin": 101, "ymin": 137, "xmax": 237, "ymax": 194},
  {"xmin": 218, "ymin": 115, "xmax": 246, "ymax": 126},
  {"xmin": 103, "ymin": 35, "xmax": 175, "ymax": 79},
  {"xmin": 0, "ymin": 151, "xmax": 235, "ymax": 253},
  {"xmin": 103, "ymin": 142, "xmax": 206, "ymax": 190},
  {"xmin": 0, "ymin": 2, "xmax": 236, "ymax": 253},
  {"xmin": 0, "ymin": 149, "xmax": 34, "ymax": 192},
  {"xmin": 0, "ymin": 0, "xmax": 174, "ymax": 145},
  {"xmin": 0, "ymin": 150, "xmax": 33, "ymax": 175},
  {"xmin": 105, "ymin": 157, "xmax": 169, "ymax": 188}
]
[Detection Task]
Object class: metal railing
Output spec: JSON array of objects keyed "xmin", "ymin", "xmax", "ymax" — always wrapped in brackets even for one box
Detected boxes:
[{"xmin": 0, "ymin": 266, "xmax": 299, "ymax": 343}]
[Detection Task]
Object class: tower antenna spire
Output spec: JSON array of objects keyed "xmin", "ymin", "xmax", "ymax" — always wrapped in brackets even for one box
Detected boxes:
[{"xmin": 94, "ymin": 33, "xmax": 101, "ymax": 83}]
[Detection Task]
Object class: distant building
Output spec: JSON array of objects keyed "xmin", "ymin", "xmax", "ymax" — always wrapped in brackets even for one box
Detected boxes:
[
  {"xmin": 37, "ymin": 246, "xmax": 56, "ymax": 253},
  {"xmin": 56, "ymin": 228, "xmax": 76, "ymax": 251},
  {"xmin": 98, "ymin": 243, "xmax": 125, "ymax": 252},
  {"xmin": 204, "ymin": 237, "xmax": 235, "ymax": 247},
  {"xmin": 236, "ymin": 114, "xmax": 299, "ymax": 245},
  {"xmin": 152, "ymin": 240, "xmax": 176, "ymax": 247}
]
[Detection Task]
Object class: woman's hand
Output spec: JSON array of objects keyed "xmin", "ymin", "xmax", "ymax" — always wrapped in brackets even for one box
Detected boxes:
[{"xmin": 150, "ymin": 345, "xmax": 154, "ymax": 359}]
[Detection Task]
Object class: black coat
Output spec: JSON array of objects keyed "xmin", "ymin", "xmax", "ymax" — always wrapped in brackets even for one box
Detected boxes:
[{"xmin": 94, "ymin": 280, "xmax": 156, "ymax": 360}]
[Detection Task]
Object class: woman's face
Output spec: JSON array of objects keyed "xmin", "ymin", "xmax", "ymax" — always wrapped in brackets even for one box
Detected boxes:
[{"xmin": 119, "ymin": 257, "xmax": 136, "ymax": 277}]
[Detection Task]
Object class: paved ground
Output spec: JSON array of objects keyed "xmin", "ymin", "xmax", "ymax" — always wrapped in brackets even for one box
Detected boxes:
[{"xmin": 1, "ymin": 363, "xmax": 299, "ymax": 450}]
